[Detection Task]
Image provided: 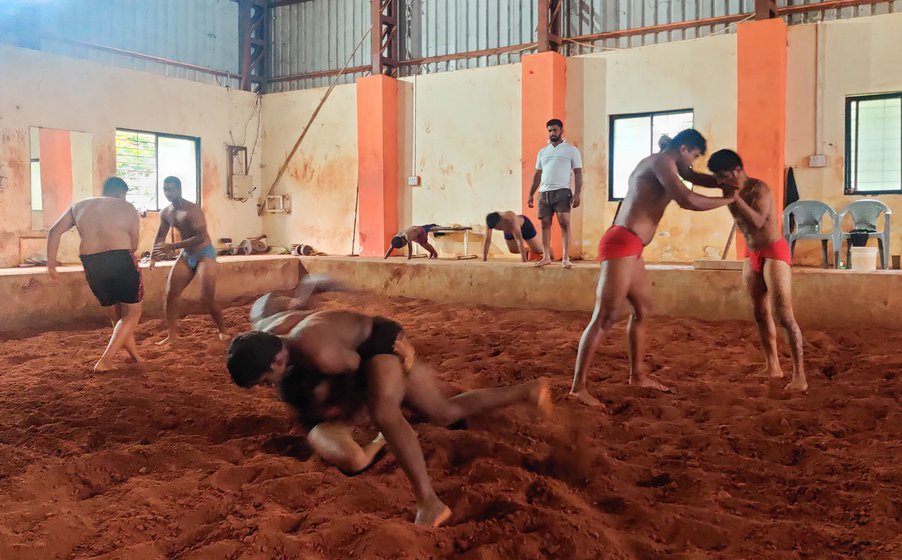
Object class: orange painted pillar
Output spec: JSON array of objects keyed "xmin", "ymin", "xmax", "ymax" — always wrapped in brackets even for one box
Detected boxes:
[
  {"xmin": 521, "ymin": 51, "xmax": 567, "ymax": 259},
  {"xmin": 737, "ymin": 18, "xmax": 787, "ymax": 259},
  {"xmin": 38, "ymin": 128, "xmax": 73, "ymax": 229},
  {"xmin": 356, "ymin": 75, "xmax": 399, "ymax": 257}
]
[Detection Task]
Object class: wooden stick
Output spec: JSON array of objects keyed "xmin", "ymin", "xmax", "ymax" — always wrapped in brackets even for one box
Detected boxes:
[
  {"xmin": 721, "ymin": 223, "xmax": 737, "ymax": 260},
  {"xmin": 257, "ymin": 24, "xmax": 373, "ymax": 215}
]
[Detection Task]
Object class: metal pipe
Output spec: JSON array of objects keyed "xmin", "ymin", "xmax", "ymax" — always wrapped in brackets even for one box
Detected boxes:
[{"xmin": 45, "ymin": 36, "xmax": 237, "ymax": 80}]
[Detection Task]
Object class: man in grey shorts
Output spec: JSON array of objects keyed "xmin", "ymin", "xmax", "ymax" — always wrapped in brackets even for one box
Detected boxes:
[{"xmin": 528, "ymin": 118, "xmax": 583, "ymax": 269}]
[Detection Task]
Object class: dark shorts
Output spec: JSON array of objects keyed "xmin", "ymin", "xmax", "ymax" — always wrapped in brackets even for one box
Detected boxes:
[
  {"xmin": 413, "ymin": 224, "xmax": 437, "ymax": 245},
  {"xmin": 504, "ymin": 216, "xmax": 538, "ymax": 241},
  {"xmin": 358, "ymin": 317, "xmax": 406, "ymax": 363},
  {"xmin": 538, "ymin": 189, "xmax": 572, "ymax": 219},
  {"xmin": 80, "ymin": 249, "xmax": 143, "ymax": 307}
]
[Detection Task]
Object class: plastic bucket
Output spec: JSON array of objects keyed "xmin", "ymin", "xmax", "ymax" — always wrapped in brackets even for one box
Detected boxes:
[{"xmin": 850, "ymin": 246, "xmax": 878, "ymax": 271}]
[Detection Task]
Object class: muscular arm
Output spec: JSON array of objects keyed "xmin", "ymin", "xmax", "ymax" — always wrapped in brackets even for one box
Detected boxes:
[
  {"xmin": 482, "ymin": 228, "xmax": 493, "ymax": 261},
  {"xmin": 511, "ymin": 226, "xmax": 528, "ymax": 263},
  {"xmin": 653, "ymin": 157, "xmax": 734, "ymax": 212},
  {"xmin": 46, "ymin": 207, "xmax": 76, "ymax": 270},
  {"xmin": 730, "ymin": 183, "xmax": 772, "ymax": 230},
  {"xmin": 675, "ymin": 160, "xmax": 720, "ymax": 189},
  {"xmin": 529, "ymin": 169, "xmax": 542, "ymax": 199},
  {"xmin": 573, "ymin": 168, "xmax": 583, "ymax": 198}
]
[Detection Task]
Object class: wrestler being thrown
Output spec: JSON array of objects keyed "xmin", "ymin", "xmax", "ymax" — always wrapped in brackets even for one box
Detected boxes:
[{"xmin": 227, "ymin": 275, "xmax": 552, "ymax": 527}]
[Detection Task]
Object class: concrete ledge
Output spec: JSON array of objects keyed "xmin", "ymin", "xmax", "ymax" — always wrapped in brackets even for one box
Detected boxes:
[
  {"xmin": 0, "ymin": 255, "xmax": 301, "ymax": 333},
  {"xmin": 301, "ymin": 256, "xmax": 902, "ymax": 329}
]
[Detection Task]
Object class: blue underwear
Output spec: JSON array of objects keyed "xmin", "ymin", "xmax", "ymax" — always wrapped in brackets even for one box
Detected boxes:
[{"xmin": 182, "ymin": 244, "xmax": 217, "ymax": 272}]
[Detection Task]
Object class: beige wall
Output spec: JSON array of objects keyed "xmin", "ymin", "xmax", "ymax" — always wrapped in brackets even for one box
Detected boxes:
[
  {"xmin": 260, "ymin": 84, "xmax": 358, "ymax": 256},
  {"xmin": 786, "ymin": 13, "xmax": 902, "ymax": 266},
  {"xmin": 0, "ymin": 45, "xmax": 263, "ymax": 267},
  {"xmin": 569, "ymin": 34, "xmax": 739, "ymax": 262},
  {"xmin": 401, "ymin": 65, "xmax": 523, "ymax": 258}
]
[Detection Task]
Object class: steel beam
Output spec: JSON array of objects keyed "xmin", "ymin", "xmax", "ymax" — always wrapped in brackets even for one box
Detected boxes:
[
  {"xmin": 371, "ymin": 0, "xmax": 400, "ymax": 77},
  {"xmin": 239, "ymin": 0, "xmax": 270, "ymax": 92}
]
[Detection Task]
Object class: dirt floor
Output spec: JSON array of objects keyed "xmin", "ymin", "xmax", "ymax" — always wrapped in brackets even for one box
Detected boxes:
[{"xmin": 0, "ymin": 292, "xmax": 900, "ymax": 560}]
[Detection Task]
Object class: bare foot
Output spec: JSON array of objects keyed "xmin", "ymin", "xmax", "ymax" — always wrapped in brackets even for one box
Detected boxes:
[
  {"xmin": 218, "ymin": 332, "xmax": 230, "ymax": 342},
  {"xmin": 415, "ymin": 496, "xmax": 452, "ymax": 527},
  {"xmin": 562, "ymin": 259, "xmax": 572, "ymax": 269},
  {"xmin": 785, "ymin": 378, "xmax": 808, "ymax": 392},
  {"xmin": 630, "ymin": 374, "xmax": 671, "ymax": 392},
  {"xmin": 129, "ymin": 355, "xmax": 146, "ymax": 364},
  {"xmin": 533, "ymin": 258, "xmax": 552, "ymax": 268},
  {"xmin": 156, "ymin": 336, "xmax": 174, "ymax": 346},
  {"xmin": 756, "ymin": 365, "xmax": 784, "ymax": 379},
  {"xmin": 530, "ymin": 378, "xmax": 553, "ymax": 418},
  {"xmin": 93, "ymin": 358, "xmax": 115, "ymax": 373},
  {"xmin": 568, "ymin": 390, "xmax": 605, "ymax": 408}
]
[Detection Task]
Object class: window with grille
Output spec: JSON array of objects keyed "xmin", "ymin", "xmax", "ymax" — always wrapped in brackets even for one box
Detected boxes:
[
  {"xmin": 845, "ymin": 94, "xmax": 902, "ymax": 195},
  {"xmin": 609, "ymin": 109, "xmax": 694, "ymax": 201},
  {"xmin": 115, "ymin": 129, "xmax": 201, "ymax": 211}
]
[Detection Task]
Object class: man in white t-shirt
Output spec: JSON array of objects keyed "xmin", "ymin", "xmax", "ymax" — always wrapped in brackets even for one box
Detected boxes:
[{"xmin": 528, "ymin": 118, "xmax": 583, "ymax": 269}]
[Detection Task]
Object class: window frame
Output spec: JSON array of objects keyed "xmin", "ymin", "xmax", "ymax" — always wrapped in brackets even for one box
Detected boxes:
[
  {"xmin": 608, "ymin": 108, "xmax": 694, "ymax": 201},
  {"xmin": 115, "ymin": 128, "xmax": 202, "ymax": 211},
  {"xmin": 844, "ymin": 92, "xmax": 902, "ymax": 196}
]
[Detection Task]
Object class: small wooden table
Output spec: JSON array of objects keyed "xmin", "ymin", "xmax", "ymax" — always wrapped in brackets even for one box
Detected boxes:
[{"xmin": 415, "ymin": 226, "xmax": 481, "ymax": 260}]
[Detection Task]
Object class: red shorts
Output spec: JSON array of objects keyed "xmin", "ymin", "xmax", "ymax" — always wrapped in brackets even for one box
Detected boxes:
[
  {"xmin": 746, "ymin": 238, "xmax": 792, "ymax": 273},
  {"xmin": 597, "ymin": 226, "xmax": 644, "ymax": 262}
]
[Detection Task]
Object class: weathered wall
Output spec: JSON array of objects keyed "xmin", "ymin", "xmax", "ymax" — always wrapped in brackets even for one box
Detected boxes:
[
  {"xmin": 300, "ymin": 257, "xmax": 902, "ymax": 329},
  {"xmin": 569, "ymin": 34, "xmax": 739, "ymax": 262},
  {"xmin": 0, "ymin": 45, "xmax": 263, "ymax": 267},
  {"xmin": 786, "ymin": 13, "xmax": 902, "ymax": 266},
  {"xmin": 402, "ymin": 65, "xmax": 524, "ymax": 259},
  {"xmin": 0, "ymin": 256, "xmax": 300, "ymax": 334},
  {"xmin": 260, "ymin": 84, "xmax": 358, "ymax": 256}
]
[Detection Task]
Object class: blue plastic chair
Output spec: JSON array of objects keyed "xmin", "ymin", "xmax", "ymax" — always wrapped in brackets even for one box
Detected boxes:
[
  {"xmin": 838, "ymin": 199, "xmax": 892, "ymax": 270},
  {"xmin": 783, "ymin": 201, "xmax": 840, "ymax": 268}
]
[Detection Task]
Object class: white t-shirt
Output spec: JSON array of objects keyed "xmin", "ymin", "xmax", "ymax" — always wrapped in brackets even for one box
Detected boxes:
[{"xmin": 536, "ymin": 141, "xmax": 582, "ymax": 192}]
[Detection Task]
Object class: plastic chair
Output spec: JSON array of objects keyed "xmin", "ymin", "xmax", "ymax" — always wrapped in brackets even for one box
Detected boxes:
[
  {"xmin": 838, "ymin": 199, "xmax": 892, "ymax": 269},
  {"xmin": 783, "ymin": 201, "xmax": 840, "ymax": 268}
]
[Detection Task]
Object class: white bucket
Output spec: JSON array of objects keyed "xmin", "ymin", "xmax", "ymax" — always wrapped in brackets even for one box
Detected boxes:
[{"xmin": 850, "ymin": 246, "xmax": 878, "ymax": 271}]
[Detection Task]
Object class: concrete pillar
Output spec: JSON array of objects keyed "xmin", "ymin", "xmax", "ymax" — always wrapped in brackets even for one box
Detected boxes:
[
  {"xmin": 356, "ymin": 74, "xmax": 399, "ymax": 257},
  {"xmin": 737, "ymin": 18, "xmax": 787, "ymax": 258},
  {"xmin": 521, "ymin": 51, "xmax": 567, "ymax": 259}
]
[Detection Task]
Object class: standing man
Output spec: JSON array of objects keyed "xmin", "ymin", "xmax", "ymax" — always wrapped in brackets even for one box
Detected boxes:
[
  {"xmin": 528, "ymin": 119, "xmax": 583, "ymax": 269},
  {"xmin": 151, "ymin": 176, "xmax": 228, "ymax": 344},
  {"xmin": 569, "ymin": 129, "xmax": 736, "ymax": 406},
  {"xmin": 707, "ymin": 149, "xmax": 807, "ymax": 391},
  {"xmin": 46, "ymin": 176, "xmax": 144, "ymax": 372}
]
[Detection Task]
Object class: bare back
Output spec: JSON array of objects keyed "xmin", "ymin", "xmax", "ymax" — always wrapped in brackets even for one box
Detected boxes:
[
  {"xmin": 614, "ymin": 153, "xmax": 681, "ymax": 245},
  {"xmin": 729, "ymin": 179, "xmax": 780, "ymax": 250},
  {"xmin": 162, "ymin": 200, "xmax": 211, "ymax": 252},
  {"xmin": 497, "ymin": 211, "xmax": 524, "ymax": 235},
  {"xmin": 70, "ymin": 197, "xmax": 139, "ymax": 255}
]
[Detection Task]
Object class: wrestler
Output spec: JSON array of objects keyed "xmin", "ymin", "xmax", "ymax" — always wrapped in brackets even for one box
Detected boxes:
[
  {"xmin": 227, "ymin": 276, "xmax": 551, "ymax": 526},
  {"xmin": 570, "ymin": 129, "xmax": 737, "ymax": 405},
  {"xmin": 707, "ymin": 149, "xmax": 806, "ymax": 391}
]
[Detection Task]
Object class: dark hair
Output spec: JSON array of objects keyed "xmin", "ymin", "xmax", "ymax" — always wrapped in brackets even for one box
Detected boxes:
[
  {"xmin": 390, "ymin": 235, "xmax": 406, "ymax": 249},
  {"xmin": 103, "ymin": 176, "xmax": 129, "ymax": 196},
  {"xmin": 546, "ymin": 119, "xmax": 563, "ymax": 129},
  {"xmin": 668, "ymin": 129, "xmax": 707, "ymax": 156},
  {"xmin": 227, "ymin": 331, "xmax": 283, "ymax": 388},
  {"xmin": 163, "ymin": 176, "xmax": 182, "ymax": 190},
  {"xmin": 707, "ymin": 149, "xmax": 743, "ymax": 173},
  {"xmin": 485, "ymin": 212, "xmax": 501, "ymax": 229}
]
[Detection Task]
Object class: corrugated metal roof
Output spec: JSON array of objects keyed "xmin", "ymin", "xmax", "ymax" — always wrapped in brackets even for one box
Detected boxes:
[{"xmin": 1, "ymin": 0, "xmax": 240, "ymax": 87}]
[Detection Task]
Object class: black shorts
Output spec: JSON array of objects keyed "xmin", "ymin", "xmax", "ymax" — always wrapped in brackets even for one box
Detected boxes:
[
  {"xmin": 79, "ymin": 249, "xmax": 143, "ymax": 307},
  {"xmin": 504, "ymin": 215, "xmax": 538, "ymax": 241},
  {"xmin": 357, "ymin": 317, "xmax": 405, "ymax": 362},
  {"xmin": 538, "ymin": 189, "xmax": 572, "ymax": 219}
]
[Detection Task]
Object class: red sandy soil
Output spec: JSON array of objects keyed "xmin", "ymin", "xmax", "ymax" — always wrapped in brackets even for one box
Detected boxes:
[{"xmin": 0, "ymin": 292, "xmax": 900, "ymax": 560}]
